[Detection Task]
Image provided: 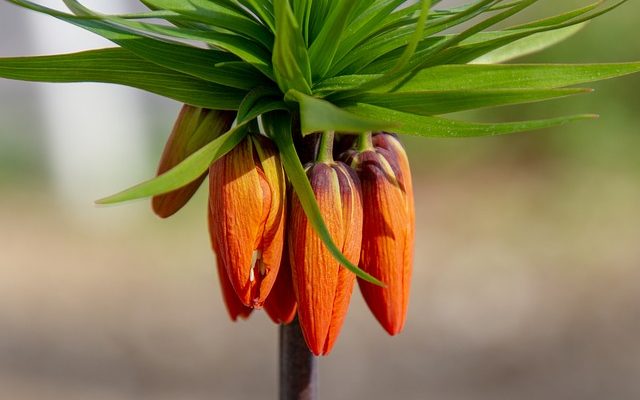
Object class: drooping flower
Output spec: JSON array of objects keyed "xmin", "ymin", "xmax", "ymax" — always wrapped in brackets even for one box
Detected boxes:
[
  {"xmin": 343, "ymin": 133, "xmax": 415, "ymax": 335},
  {"xmin": 152, "ymin": 106, "xmax": 235, "ymax": 218},
  {"xmin": 289, "ymin": 161, "xmax": 363, "ymax": 355},
  {"xmin": 208, "ymin": 135, "xmax": 286, "ymax": 308}
]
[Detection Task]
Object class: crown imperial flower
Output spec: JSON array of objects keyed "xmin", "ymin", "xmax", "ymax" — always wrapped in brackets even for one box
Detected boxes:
[
  {"xmin": 344, "ymin": 133, "xmax": 415, "ymax": 335},
  {"xmin": 289, "ymin": 161, "xmax": 363, "ymax": 355},
  {"xmin": 208, "ymin": 135, "xmax": 287, "ymax": 307}
]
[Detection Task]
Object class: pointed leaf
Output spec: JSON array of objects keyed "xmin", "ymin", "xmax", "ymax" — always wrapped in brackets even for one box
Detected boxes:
[
  {"xmin": 471, "ymin": 23, "xmax": 585, "ymax": 64},
  {"xmin": 388, "ymin": 63, "xmax": 640, "ymax": 92},
  {"xmin": 346, "ymin": 103, "xmax": 598, "ymax": 138},
  {"xmin": 273, "ymin": 0, "xmax": 312, "ymax": 94},
  {"xmin": 97, "ymin": 122, "xmax": 249, "ymax": 204},
  {"xmin": 345, "ymin": 88, "xmax": 590, "ymax": 115},
  {"xmin": 0, "ymin": 48, "xmax": 246, "ymax": 109}
]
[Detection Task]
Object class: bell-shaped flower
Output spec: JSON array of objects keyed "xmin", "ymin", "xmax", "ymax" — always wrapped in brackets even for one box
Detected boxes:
[
  {"xmin": 208, "ymin": 135, "xmax": 286, "ymax": 307},
  {"xmin": 289, "ymin": 162, "xmax": 363, "ymax": 355},
  {"xmin": 153, "ymin": 105, "xmax": 235, "ymax": 218},
  {"xmin": 344, "ymin": 133, "xmax": 415, "ymax": 335}
]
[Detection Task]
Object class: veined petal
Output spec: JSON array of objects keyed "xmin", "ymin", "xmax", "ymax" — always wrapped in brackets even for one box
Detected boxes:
[
  {"xmin": 209, "ymin": 136, "xmax": 285, "ymax": 307},
  {"xmin": 208, "ymin": 209, "xmax": 252, "ymax": 321},
  {"xmin": 290, "ymin": 162, "xmax": 362, "ymax": 355},
  {"xmin": 373, "ymin": 133, "xmax": 415, "ymax": 325},
  {"xmin": 350, "ymin": 146, "xmax": 411, "ymax": 335}
]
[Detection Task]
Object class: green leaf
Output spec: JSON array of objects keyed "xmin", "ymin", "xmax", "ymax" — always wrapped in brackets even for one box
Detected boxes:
[
  {"xmin": 8, "ymin": 0, "xmax": 274, "ymax": 85},
  {"xmin": 236, "ymin": 87, "xmax": 288, "ymax": 123},
  {"xmin": 136, "ymin": 0, "xmax": 274, "ymax": 48},
  {"xmin": 471, "ymin": 23, "xmax": 585, "ymax": 64},
  {"xmin": 387, "ymin": 63, "xmax": 640, "ymax": 92},
  {"xmin": 345, "ymin": 87, "xmax": 590, "ymax": 115},
  {"xmin": 335, "ymin": 0, "xmax": 406, "ymax": 62},
  {"xmin": 273, "ymin": 0, "xmax": 312, "ymax": 94},
  {"xmin": 308, "ymin": 1, "xmax": 359, "ymax": 80},
  {"xmin": 286, "ymin": 90, "xmax": 396, "ymax": 135},
  {"xmin": 263, "ymin": 112, "xmax": 384, "ymax": 286},
  {"xmin": 346, "ymin": 103, "xmax": 598, "ymax": 138},
  {"xmin": 97, "ymin": 122, "xmax": 249, "ymax": 204},
  {"xmin": 0, "ymin": 48, "xmax": 246, "ymax": 109},
  {"xmin": 238, "ymin": 0, "xmax": 275, "ymax": 32}
]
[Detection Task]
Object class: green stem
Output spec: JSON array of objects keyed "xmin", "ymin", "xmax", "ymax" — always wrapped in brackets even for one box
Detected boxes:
[
  {"xmin": 356, "ymin": 132, "xmax": 373, "ymax": 152},
  {"xmin": 317, "ymin": 131, "xmax": 335, "ymax": 163}
]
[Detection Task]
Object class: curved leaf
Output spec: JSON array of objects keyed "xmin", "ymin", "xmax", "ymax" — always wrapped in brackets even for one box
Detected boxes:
[
  {"xmin": 97, "ymin": 122, "xmax": 249, "ymax": 204},
  {"xmin": 346, "ymin": 103, "xmax": 598, "ymax": 138},
  {"xmin": 345, "ymin": 88, "xmax": 590, "ymax": 115},
  {"xmin": 0, "ymin": 48, "xmax": 246, "ymax": 109}
]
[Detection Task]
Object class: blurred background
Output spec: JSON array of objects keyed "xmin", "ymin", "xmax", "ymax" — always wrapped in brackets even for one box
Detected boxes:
[{"xmin": 1, "ymin": 1, "xmax": 639, "ymax": 399}]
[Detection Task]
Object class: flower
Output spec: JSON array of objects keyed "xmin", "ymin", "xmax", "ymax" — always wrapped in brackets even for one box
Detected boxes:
[
  {"xmin": 344, "ymin": 133, "xmax": 415, "ymax": 335},
  {"xmin": 208, "ymin": 135, "xmax": 286, "ymax": 308},
  {"xmin": 289, "ymin": 161, "xmax": 363, "ymax": 355},
  {"xmin": 152, "ymin": 106, "xmax": 235, "ymax": 218}
]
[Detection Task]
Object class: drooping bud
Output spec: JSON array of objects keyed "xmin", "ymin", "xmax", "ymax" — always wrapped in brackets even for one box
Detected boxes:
[
  {"xmin": 344, "ymin": 133, "xmax": 415, "ymax": 335},
  {"xmin": 208, "ymin": 135, "xmax": 286, "ymax": 308},
  {"xmin": 264, "ymin": 242, "xmax": 297, "ymax": 324},
  {"xmin": 289, "ymin": 162, "xmax": 363, "ymax": 355},
  {"xmin": 153, "ymin": 105, "xmax": 235, "ymax": 218},
  {"xmin": 208, "ymin": 209, "xmax": 253, "ymax": 321}
]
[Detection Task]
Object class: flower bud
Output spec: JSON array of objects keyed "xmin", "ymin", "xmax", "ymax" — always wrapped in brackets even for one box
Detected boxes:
[
  {"xmin": 344, "ymin": 133, "xmax": 414, "ymax": 335},
  {"xmin": 264, "ymin": 244, "xmax": 297, "ymax": 325},
  {"xmin": 289, "ymin": 162, "xmax": 363, "ymax": 355},
  {"xmin": 153, "ymin": 105, "xmax": 235, "ymax": 218},
  {"xmin": 208, "ymin": 135, "xmax": 286, "ymax": 308}
]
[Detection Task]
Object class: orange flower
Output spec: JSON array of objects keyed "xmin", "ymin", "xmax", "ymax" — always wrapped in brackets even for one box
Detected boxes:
[
  {"xmin": 345, "ymin": 133, "xmax": 414, "ymax": 335},
  {"xmin": 152, "ymin": 105, "xmax": 235, "ymax": 218},
  {"xmin": 289, "ymin": 162, "xmax": 363, "ymax": 355},
  {"xmin": 264, "ymin": 242, "xmax": 297, "ymax": 325},
  {"xmin": 208, "ymin": 135, "xmax": 286, "ymax": 308},
  {"xmin": 208, "ymin": 209, "xmax": 253, "ymax": 321}
]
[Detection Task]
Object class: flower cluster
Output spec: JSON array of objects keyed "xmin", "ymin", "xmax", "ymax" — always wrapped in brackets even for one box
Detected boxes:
[{"xmin": 154, "ymin": 105, "xmax": 415, "ymax": 356}]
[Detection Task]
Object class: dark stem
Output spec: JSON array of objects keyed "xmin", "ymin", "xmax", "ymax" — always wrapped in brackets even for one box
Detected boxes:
[{"xmin": 279, "ymin": 317, "xmax": 318, "ymax": 400}]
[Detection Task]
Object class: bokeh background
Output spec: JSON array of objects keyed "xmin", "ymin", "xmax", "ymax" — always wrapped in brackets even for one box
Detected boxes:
[{"xmin": 1, "ymin": 1, "xmax": 639, "ymax": 399}]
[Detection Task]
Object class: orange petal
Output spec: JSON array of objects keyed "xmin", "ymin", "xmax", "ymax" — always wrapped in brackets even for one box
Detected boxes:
[
  {"xmin": 209, "ymin": 136, "xmax": 285, "ymax": 307},
  {"xmin": 374, "ymin": 134, "xmax": 415, "ymax": 328},
  {"xmin": 208, "ymin": 208, "xmax": 252, "ymax": 321},
  {"xmin": 153, "ymin": 106, "xmax": 235, "ymax": 218},
  {"xmin": 290, "ymin": 162, "xmax": 362, "ymax": 355},
  {"xmin": 352, "ymin": 148, "xmax": 411, "ymax": 335},
  {"xmin": 264, "ymin": 244, "xmax": 297, "ymax": 324}
]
